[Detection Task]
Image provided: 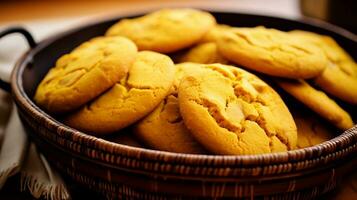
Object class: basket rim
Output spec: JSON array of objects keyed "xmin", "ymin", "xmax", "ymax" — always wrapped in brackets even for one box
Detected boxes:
[{"xmin": 10, "ymin": 10, "xmax": 357, "ymax": 167}]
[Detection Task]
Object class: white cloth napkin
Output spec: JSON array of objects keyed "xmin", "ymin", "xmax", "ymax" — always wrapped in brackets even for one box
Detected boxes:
[
  {"xmin": 0, "ymin": 106, "xmax": 27, "ymax": 188},
  {"xmin": 0, "ymin": 18, "xmax": 86, "ymax": 199},
  {"xmin": 0, "ymin": 105, "xmax": 70, "ymax": 200}
]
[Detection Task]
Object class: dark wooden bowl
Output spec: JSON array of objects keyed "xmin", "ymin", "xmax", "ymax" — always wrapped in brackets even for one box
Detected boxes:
[{"xmin": 2, "ymin": 11, "xmax": 357, "ymax": 199}]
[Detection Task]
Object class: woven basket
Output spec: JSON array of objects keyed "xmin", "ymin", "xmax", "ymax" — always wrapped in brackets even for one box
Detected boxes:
[{"xmin": 6, "ymin": 11, "xmax": 357, "ymax": 199}]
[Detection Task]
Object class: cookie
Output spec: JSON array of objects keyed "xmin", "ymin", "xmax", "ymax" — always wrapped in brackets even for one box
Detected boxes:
[
  {"xmin": 199, "ymin": 24, "xmax": 232, "ymax": 43},
  {"xmin": 106, "ymin": 8, "xmax": 216, "ymax": 53},
  {"xmin": 178, "ymin": 42, "xmax": 229, "ymax": 64},
  {"xmin": 315, "ymin": 67, "xmax": 357, "ymax": 105},
  {"xmin": 134, "ymin": 63, "xmax": 207, "ymax": 154},
  {"xmin": 65, "ymin": 51, "xmax": 175, "ymax": 135},
  {"xmin": 34, "ymin": 36, "xmax": 137, "ymax": 114},
  {"xmin": 178, "ymin": 63, "xmax": 297, "ymax": 155},
  {"xmin": 276, "ymin": 79, "xmax": 353, "ymax": 130},
  {"xmin": 292, "ymin": 109, "xmax": 334, "ymax": 149},
  {"xmin": 216, "ymin": 26, "xmax": 328, "ymax": 79},
  {"xmin": 290, "ymin": 30, "xmax": 357, "ymax": 104}
]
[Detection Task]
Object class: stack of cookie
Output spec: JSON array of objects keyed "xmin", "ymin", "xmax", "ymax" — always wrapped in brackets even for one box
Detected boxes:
[{"xmin": 34, "ymin": 8, "xmax": 356, "ymax": 155}]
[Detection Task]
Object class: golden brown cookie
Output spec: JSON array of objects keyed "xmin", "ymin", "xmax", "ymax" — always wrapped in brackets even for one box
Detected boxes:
[
  {"xmin": 65, "ymin": 51, "xmax": 175, "ymax": 135},
  {"xmin": 216, "ymin": 26, "xmax": 328, "ymax": 79},
  {"xmin": 315, "ymin": 67, "xmax": 357, "ymax": 105},
  {"xmin": 34, "ymin": 36, "xmax": 137, "ymax": 114},
  {"xmin": 177, "ymin": 42, "xmax": 229, "ymax": 64},
  {"xmin": 178, "ymin": 64, "xmax": 297, "ymax": 155},
  {"xmin": 290, "ymin": 30, "xmax": 357, "ymax": 104},
  {"xmin": 291, "ymin": 109, "xmax": 334, "ymax": 149},
  {"xmin": 276, "ymin": 79, "xmax": 353, "ymax": 130},
  {"xmin": 134, "ymin": 63, "xmax": 207, "ymax": 154},
  {"xmin": 106, "ymin": 8, "xmax": 216, "ymax": 53}
]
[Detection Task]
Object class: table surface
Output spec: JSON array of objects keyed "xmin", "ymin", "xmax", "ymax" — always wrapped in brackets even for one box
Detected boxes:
[{"xmin": 0, "ymin": 0, "xmax": 356, "ymax": 199}]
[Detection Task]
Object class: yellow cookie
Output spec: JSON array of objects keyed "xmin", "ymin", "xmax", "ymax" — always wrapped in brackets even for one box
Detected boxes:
[
  {"xmin": 276, "ymin": 79, "xmax": 353, "ymax": 130},
  {"xmin": 216, "ymin": 26, "xmax": 328, "ymax": 79},
  {"xmin": 178, "ymin": 64, "xmax": 297, "ymax": 155},
  {"xmin": 135, "ymin": 63, "xmax": 207, "ymax": 154},
  {"xmin": 178, "ymin": 42, "xmax": 229, "ymax": 64},
  {"xmin": 290, "ymin": 30, "xmax": 357, "ymax": 104},
  {"xmin": 106, "ymin": 8, "xmax": 216, "ymax": 53},
  {"xmin": 199, "ymin": 24, "xmax": 232, "ymax": 43},
  {"xmin": 34, "ymin": 36, "xmax": 137, "ymax": 114},
  {"xmin": 65, "ymin": 51, "xmax": 175, "ymax": 135},
  {"xmin": 291, "ymin": 109, "xmax": 334, "ymax": 149}
]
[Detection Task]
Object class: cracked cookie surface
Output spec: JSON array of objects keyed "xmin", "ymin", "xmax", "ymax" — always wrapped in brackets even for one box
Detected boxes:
[
  {"xmin": 106, "ymin": 8, "xmax": 216, "ymax": 53},
  {"xmin": 134, "ymin": 63, "xmax": 207, "ymax": 154},
  {"xmin": 291, "ymin": 30, "xmax": 357, "ymax": 105},
  {"xmin": 65, "ymin": 51, "xmax": 175, "ymax": 135},
  {"xmin": 178, "ymin": 63, "xmax": 297, "ymax": 155},
  {"xmin": 216, "ymin": 26, "xmax": 328, "ymax": 79},
  {"xmin": 276, "ymin": 79, "xmax": 354, "ymax": 130},
  {"xmin": 34, "ymin": 36, "xmax": 137, "ymax": 114}
]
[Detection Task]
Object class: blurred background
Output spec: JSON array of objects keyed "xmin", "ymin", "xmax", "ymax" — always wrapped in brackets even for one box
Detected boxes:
[
  {"xmin": 0, "ymin": 0, "xmax": 299, "ymax": 20},
  {"xmin": 1, "ymin": 0, "xmax": 356, "ymax": 82},
  {"xmin": 0, "ymin": 0, "xmax": 356, "ymax": 33},
  {"xmin": 0, "ymin": 0, "xmax": 301, "ymax": 23},
  {"xmin": 0, "ymin": 0, "xmax": 303, "ymax": 83}
]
